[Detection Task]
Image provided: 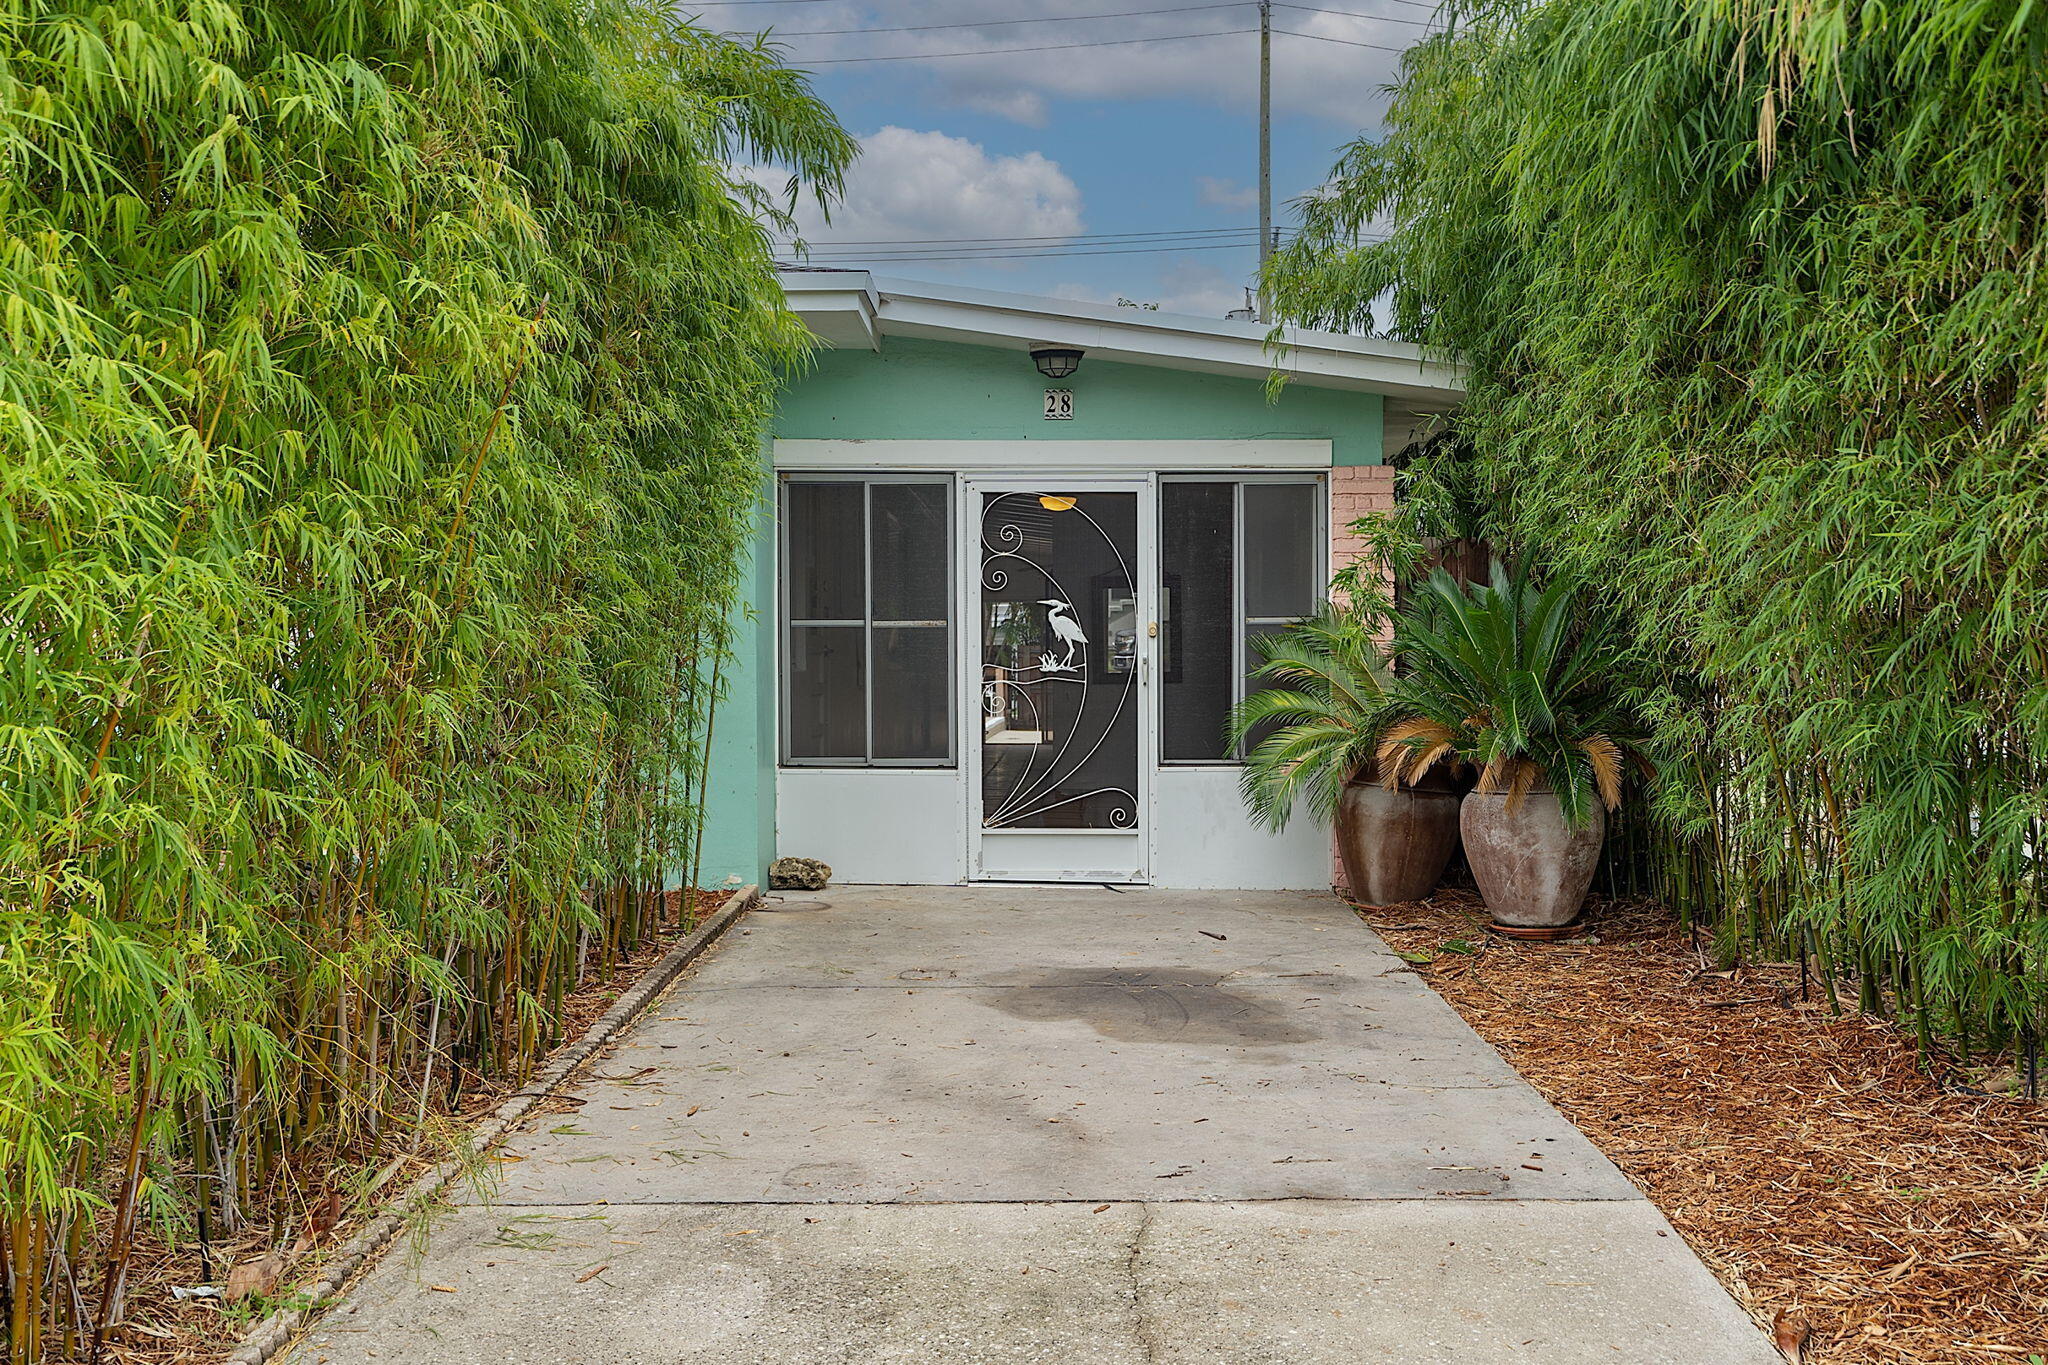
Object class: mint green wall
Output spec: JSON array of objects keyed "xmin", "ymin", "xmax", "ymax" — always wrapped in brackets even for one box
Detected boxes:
[
  {"xmin": 695, "ymin": 335, "xmax": 1383, "ymax": 888},
  {"xmin": 776, "ymin": 336, "xmax": 1384, "ymax": 464},
  {"xmin": 695, "ymin": 469, "xmax": 777, "ymax": 890}
]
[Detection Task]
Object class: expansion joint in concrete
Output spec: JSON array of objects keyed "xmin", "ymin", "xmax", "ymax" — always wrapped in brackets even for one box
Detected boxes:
[{"xmin": 1127, "ymin": 1202, "xmax": 1162, "ymax": 1363}]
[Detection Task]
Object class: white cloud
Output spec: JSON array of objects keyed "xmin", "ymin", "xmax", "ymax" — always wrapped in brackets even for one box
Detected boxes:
[
  {"xmin": 1197, "ymin": 175, "xmax": 1258, "ymax": 210},
  {"xmin": 955, "ymin": 88, "xmax": 1050, "ymax": 128},
  {"xmin": 1049, "ymin": 282, "xmax": 1116, "ymax": 304},
  {"xmin": 733, "ymin": 2, "xmax": 1427, "ymax": 127},
  {"xmin": 1153, "ymin": 260, "xmax": 1256, "ymax": 318},
  {"xmin": 1050, "ymin": 260, "xmax": 1254, "ymax": 320},
  {"xmin": 741, "ymin": 126, "xmax": 1084, "ymax": 269}
]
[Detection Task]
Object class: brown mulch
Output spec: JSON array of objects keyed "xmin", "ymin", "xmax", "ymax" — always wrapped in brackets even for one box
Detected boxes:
[
  {"xmin": 1356, "ymin": 888, "xmax": 2048, "ymax": 1364},
  {"xmin": 93, "ymin": 888, "xmax": 729, "ymax": 1365}
]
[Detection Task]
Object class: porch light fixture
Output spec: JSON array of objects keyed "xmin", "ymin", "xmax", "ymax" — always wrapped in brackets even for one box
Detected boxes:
[
  {"xmin": 1030, "ymin": 344, "xmax": 1084, "ymax": 379},
  {"xmin": 1038, "ymin": 495, "xmax": 1078, "ymax": 512}
]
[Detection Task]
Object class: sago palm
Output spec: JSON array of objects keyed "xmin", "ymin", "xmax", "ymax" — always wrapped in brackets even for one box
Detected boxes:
[
  {"xmin": 1377, "ymin": 562, "xmax": 1647, "ymax": 827},
  {"xmin": 1226, "ymin": 603, "xmax": 1403, "ymax": 831}
]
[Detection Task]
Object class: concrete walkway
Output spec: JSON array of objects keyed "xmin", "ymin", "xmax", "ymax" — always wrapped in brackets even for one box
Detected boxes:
[{"xmin": 289, "ymin": 887, "xmax": 1776, "ymax": 1363}]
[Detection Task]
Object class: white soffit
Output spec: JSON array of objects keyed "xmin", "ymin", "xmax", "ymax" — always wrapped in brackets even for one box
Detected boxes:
[
  {"xmin": 778, "ymin": 270, "xmax": 1466, "ymax": 405},
  {"xmin": 783, "ymin": 277, "xmax": 879, "ymax": 350}
]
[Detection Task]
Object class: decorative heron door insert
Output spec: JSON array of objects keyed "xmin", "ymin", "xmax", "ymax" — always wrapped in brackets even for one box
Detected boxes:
[{"xmin": 969, "ymin": 480, "xmax": 1151, "ymax": 882}]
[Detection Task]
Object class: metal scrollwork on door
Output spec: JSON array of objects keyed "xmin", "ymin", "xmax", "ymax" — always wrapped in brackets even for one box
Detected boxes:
[{"xmin": 979, "ymin": 493, "xmax": 1138, "ymax": 830}]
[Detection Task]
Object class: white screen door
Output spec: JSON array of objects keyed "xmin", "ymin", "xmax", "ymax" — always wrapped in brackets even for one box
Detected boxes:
[{"xmin": 968, "ymin": 479, "xmax": 1151, "ymax": 882}]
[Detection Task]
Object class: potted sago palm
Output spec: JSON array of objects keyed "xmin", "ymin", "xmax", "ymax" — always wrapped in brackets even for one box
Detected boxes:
[
  {"xmin": 1228, "ymin": 603, "xmax": 1464, "ymax": 906},
  {"xmin": 1376, "ymin": 561, "xmax": 1649, "ymax": 934}
]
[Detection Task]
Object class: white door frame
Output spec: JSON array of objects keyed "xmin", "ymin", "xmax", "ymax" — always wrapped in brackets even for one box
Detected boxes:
[{"xmin": 961, "ymin": 474, "xmax": 1156, "ymax": 883}]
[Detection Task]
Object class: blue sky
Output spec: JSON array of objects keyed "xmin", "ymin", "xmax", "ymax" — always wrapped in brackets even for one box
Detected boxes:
[{"xmin": 709, "ymin": 2, "xmax": 1433, "ymax": 318}]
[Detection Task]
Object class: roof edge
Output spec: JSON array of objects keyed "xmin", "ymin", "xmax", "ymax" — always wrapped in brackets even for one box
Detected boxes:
[{"xmin": 778, "ymin": 269, "xmax": 1465, "ymax": 404}]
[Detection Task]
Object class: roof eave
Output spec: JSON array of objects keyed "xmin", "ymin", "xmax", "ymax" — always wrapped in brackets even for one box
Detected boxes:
[
  {"xmin": 780, "ymin": 270, "xmax": 880, "ymax": 351},
  {"xmin": 778, "ymin": 270, "xmax": 1465, "ymax": 405}
]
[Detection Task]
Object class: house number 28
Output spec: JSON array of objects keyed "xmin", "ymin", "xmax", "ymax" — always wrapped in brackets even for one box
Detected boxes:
[{"xmin": 1043, "ymin": 388, "xmax": 1074, "ymax": 420}]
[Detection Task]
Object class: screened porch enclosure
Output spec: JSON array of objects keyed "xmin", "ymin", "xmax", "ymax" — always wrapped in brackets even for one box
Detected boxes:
[{"xmin": 774, "ymin": 465, "xmax": 1330, "ymax": 886}]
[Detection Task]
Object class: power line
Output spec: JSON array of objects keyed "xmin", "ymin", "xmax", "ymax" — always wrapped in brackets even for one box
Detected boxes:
[
  {"xmin": 717, "ymin": 9, "xmax": 1435, "ymax": 64},
  {"xmin": 778, "ymin": 231, "xmax": 1395, "ymax": 265},
  {"xmin": 780, "ymin": 241, "xmax": 1283, "ymax": 262},
  {"xmin": 782, "ymin": 239, "xmax": 1294, "ymax": 259},
  {"xmin": 786, "ymin": 26, "xmax": 1257, "ymax": 62},
  {"xmin": 769, "ymin": 225, "xmax": 1280, "ymax": 246},
  {"xmin": 746, "ymin": 1, "xmax": 1436, "ymax": 37},
  {"xmin": 778, "ymin": 241, "xmax": 1271, "ymax": 252},
  {"xmin": 796, "ymin": 247, "xmax": 1266, "ymax": 263},
  {"xmin": 793, "ymin": 236, "xmax": 1281, "ymax": 258},
  {"xmin": 788, "ymin": 228, "xmax": 1299, "ymax": 249},
  {"xmin": 1273, "ymin": 2, "xmax": 1438, "ymax": 27},
  {"xmin": 1289, "ymin": 0, "xmax": 1442, "ymax": 13},
  {"xmin": 781, "ymin": 238, "xmax": 1382, "ymax": 265},
  {"xmin": 1272, "ymin": 24, "xmax": 1412, "ymax": 51},
  {"xmin": 746, "ymin": 2, "xmax": 1246, "ymax": 36},
  {"xmin": 691, "ymin": 0, "xmax": 1445, "ymax": 9},
  {"xmin": 779, "ymin": 226, "xmax": 1382, "ymax": 260},
  {"xmin": 696, "ymin": 0, "xmax": 1444, "ymax": 9}
]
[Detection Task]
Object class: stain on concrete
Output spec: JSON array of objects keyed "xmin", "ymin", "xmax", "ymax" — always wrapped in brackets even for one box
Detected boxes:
[
  {"xmin": 975, "ymin": 968, "xmax": 1319, "ymax": 1046},
  {"xmin": 779, "ymin": 1160, "xmax": 863, "ymax": 1194}
]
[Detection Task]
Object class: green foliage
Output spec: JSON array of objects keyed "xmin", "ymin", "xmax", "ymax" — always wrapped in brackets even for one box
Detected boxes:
[
  {"xmin": 1328, "ymin": 431, "xmax": 1488, "ymax": 602},
  {"xmin": 0, "ymin": 0, "xmax": 851, "ymax": 1353},
  {"xmin": 1378, "ymin": 563, "xmax": 1647, "ymax": 828},
  {"xmin": 1227, "ymin": 602, "xmax": 1400, "ymax": 832},
  {"xmin": 1271, "ymin": 0, "xmax": 2047, "ymax": 1054}
]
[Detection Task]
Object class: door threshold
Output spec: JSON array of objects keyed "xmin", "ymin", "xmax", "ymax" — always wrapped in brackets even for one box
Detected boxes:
[{"xmin": 969, "ymin": 878, "xmax": 1152, "ymax": 889}]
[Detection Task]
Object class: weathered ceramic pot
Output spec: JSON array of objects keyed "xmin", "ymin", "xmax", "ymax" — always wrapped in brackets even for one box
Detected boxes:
[
  {"xmin": 1459, "ymin": 787, "xmax": 1605, "ymax": 927},
  {"xmin": 1335, "ymin": 767, "xmax": 1463, "ymax": 907}
]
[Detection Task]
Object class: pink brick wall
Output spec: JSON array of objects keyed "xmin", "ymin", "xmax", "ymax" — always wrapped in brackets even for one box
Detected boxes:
[
  {"xmin": 1326, "ymin": 464, "xmax": 1396, "ymax": 893},
  {"xmin": 1328, "ymin": 464, "xmax": 1397, "ymax": 608}
]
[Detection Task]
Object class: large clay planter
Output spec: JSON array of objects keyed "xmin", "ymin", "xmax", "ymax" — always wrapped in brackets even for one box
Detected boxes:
[
  {"xmin": 1459, "ymin": 787, "xmax": 1605, "ymax": 928},
  {"xmin": 1335, "ymin": 769, "xmax": 1463, "ymax": 906}
]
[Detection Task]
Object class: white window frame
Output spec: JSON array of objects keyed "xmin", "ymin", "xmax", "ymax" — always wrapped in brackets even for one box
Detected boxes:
[{"xmin": 779, "ymin": 471, "xmax": 956, "ymax": 768}]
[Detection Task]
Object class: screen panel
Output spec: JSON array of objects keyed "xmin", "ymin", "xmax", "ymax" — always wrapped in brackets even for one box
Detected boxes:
[
  {"xmin": 978, "ymin": 490, "xmax": 1139, "ymax": 829},
  {"xmin": 871, "ymin": 482, "xmax": 948, "ymax": 624},
  {"xmin": 872, "ymin": 625, "xmax": 949, "ymax": 761},
  {"xmin": 784, "ymin": 477, "xmax": 953, "ymax": 766},
  {"xmin": 1244, "ymin": 482, "xmax": 1320, "ymax": 619},
  {"xmin": 786, "ymin": 625, "xmax": 865, "ymax": 759},
  {"xmin": 1160, "ymin": 482, "xmax": 1237, "ymax": 761},
  {"xmin": 786, "ymin": 481, "xmax": 865, "ymax": 622}
]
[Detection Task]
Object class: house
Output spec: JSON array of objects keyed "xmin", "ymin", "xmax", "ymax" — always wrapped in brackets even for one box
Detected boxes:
[{"xmin": 698, "ymin": 271, "xmax": 1464, "ymax": 890}]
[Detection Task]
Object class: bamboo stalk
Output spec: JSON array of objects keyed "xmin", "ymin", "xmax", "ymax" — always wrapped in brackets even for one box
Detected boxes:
[
  {"xmin": 687, "ymin": 647, "xmax": 726, "ymax": 917},
  {"xmin": 89, "ymin": 1063, "xmax": 154, "ymax": 1355}
]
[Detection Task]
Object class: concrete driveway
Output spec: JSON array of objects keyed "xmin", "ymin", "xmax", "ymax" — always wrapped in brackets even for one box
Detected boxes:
[{"xmin": 288, "ymin": 887, "xmax": 1776, "ymax": 1363}]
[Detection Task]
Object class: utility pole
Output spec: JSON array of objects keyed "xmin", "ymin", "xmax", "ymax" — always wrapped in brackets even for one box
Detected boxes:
[{"xmin": 1257, "ymin": 0, "xmax": 1272, "ymax": 322}]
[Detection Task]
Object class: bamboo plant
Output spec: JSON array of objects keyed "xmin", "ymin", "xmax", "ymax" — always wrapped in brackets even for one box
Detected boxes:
[
  {"xmin": 0, "ymin": 0, "xmax": 854, "ymax": 1356},
  {"xmin": 1265, "ymin": 0, "xmax": 2048, "ymax": 1076}
]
